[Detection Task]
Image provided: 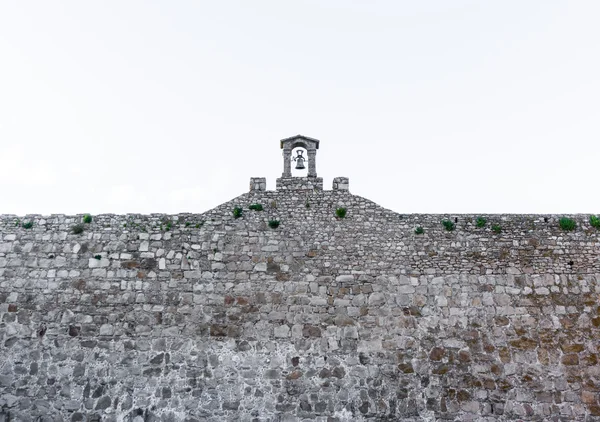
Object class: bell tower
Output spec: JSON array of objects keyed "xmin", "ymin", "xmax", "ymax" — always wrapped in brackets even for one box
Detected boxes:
[
  {"xmin": 276, "ymin": 135, "xmax": 323, "ymax": 191},
  {"xmin": 250, "ymin": 135, "xmax": 348, "ymax": 193},
  {"xmin": 280, "ymin": 134, "xmax": 319, "ymax": 178}
]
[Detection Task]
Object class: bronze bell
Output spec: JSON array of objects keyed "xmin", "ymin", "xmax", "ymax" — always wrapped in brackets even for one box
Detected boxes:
[{"xmin": 294, "ymin": 150, "xmax": 306, "ymax": 170}]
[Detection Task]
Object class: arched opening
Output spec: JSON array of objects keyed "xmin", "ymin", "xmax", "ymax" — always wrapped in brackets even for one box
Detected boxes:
[{"xmin": 280, "ymin": 135, "xmax": 319, "ymax": 178}]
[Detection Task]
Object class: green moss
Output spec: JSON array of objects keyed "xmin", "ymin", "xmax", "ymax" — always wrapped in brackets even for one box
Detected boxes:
[
  {"xmin": 268, "ymin": 220, "xmax": 280, "ymax": 229},
  {"xmin": 233, "ymin": 207, "xmax": 243, "ymax": 219},
  {"xmin": 22, "ymin": 221, "xmax": 33, "ymax": 229},
  {"xmin": 249, "ymin": 204, "xmax": 264, "ymax": 211},
  {"xmin": 414, "ymin": 226, "xmax": 424, "ymax": 235}
]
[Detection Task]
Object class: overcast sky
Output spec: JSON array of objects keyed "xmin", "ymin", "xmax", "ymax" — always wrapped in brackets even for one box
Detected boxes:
[{"xmin": 1, "ymin": 1, "xmax": 599, "ymax": 216}]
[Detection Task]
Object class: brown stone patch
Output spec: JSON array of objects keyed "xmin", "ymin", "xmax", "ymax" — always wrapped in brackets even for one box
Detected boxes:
[
  {"xmin": 561, "ymin": 354, "xmax": 579, "ymax": 366},
  {"xmin": 510, "ymin": 337, "xmax": 538, "ymax": 350},
  {"xmin": 121, "ymin": 261, "xmax": 140, "ymax": 269},
  {"xmin": 559, "ymin": 317, "xmax": 577, "ymax": 329},
  {"xmin": 582, "ymin": 390, "xmax": 597, "ymax": 405},
  {"xmin": 286, "ymin": 370, "xmax": 302, "ymax": 380},
  {"xmin": 431, "ymin": 365, "xmax": 448, "ymax": 375},
  {"xmin": 537, "ymin": 348, "xmax": 549, "ymax": 365},
  {"xmin": 483, "ymin": 378, "xmax": 496, "ymax": 389},
  {"xmin": 495, "ymin": 316, "xmax": 509, "ymax": 326},
  {"xmin": 429, "ymin": 347, "xmax": 445, "ymax": 361},
  {"xmin": 458, "ymin": 350, "xmax": 471, "ymax": 363},
  {"xmin": 7, "ymin": 304, "xmax": 17, "ymax": 312},
  {"xmin": 498, "ymin": 347, "xmax": 511, "ymax": 363},
  {"xmin": 275, "ymin": 272, "xmax": 289, "ymax": 281},
  {"xmin": 582, "ymin": 353, "xmax": 598, "ymax": 366},
  {"xmin": 483, "ymin": 342, "xmax": 495, "ymax": 353},
  {"xmin": 398, "ymin": 363, "xmax": 414, "ymax": 373},
  {"xmin": 560, "ymin": 343, "xmax": 584, "ymax": 353},
  {"xmin": 457, "ymin": 390, "xmax": 470, "ymax": 402},
  {"xmin": 490, "ymin": 364, "xmax": 502, "ymax": 376}
]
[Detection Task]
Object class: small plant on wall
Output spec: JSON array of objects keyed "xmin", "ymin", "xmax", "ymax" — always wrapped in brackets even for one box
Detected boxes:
[
  {"xmin": 83, "ymin": 214, "xmax": 93, "ymax": 224},
  {"xmin": 476, "ymin": 217, "xmax": 486, "ymax": 228},
  {"xmin": 22, "ymin": 221, "xmax": 33, "ymax": 229},
  {"xmin": 442, "ymin": 220, "xmax": 455, "ymax": 231},
  {"xmin": 414, "ymin": 226, "xmax": 424, "ymax": 235},
  {"xmin": 233, "ymin": 207, "xmax": 243, "ymax": 219},
  {"xmin": 559, "ymin": 217, "xmax": 576, "ymax": 231},
  {"xmin": 335, "ymin": 207, "xmax": 347, "ymax": 219},
  {"xmin": 72, "ymin": 224, "xmax": 84, "ymax": 234},
  {"xmin": 492, "ymin": 224, "xmax": 502, "ymax": 234},
  {"xmin": 268, "ymin": 220, "xmax": 280, "ymax": 229},
  {"xmin": 249, "ymin": 204, "xmax": 264, "ymax": 211},
  {"xmin": 589, "ymin": 215, "xmax": 600, "ymax": 229}
]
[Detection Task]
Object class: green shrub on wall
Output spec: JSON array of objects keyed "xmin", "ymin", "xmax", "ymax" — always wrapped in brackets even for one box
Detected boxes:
[
  {"xmin": 268, "ymin": 220, "xmax": 280, "ymax": 229},
  {"xmin": 22, "ymin": 221, "xmax": 33, "ymax": 229},
  {"xmin": 442, "ymin": 220, "xmax": 455, "ymax": 231},
  {"xmin": 336, "ymin": 208, "xmax": 347, "ymax": 219},
  {"xmin": 590, "ymin": 215, "xmax": 600, "ymax": 229},
  {"xmin": 414, "ymin": 226, "xmax": 424, "ymax": 235},
  {"xmin": 476, "ymin": 217, "xmax": 486, "ymax": 228},
  {"xmin": 492, "ymin": 224, "xmax": 502, "ymax": 234},
  {"xmin": 249, "ymin": 204, "xmax": 264, "ymax": 211},
  {"xmin": 559, "ymin": 217, "xmax": 576, "ymax": 231},
  {"xmin": 83, "ymin": 214, "xmax": 92, "ymax": 224},
  {"xmin": 233, "ymin": 207, "xmax": 243, "ymax": 219}
]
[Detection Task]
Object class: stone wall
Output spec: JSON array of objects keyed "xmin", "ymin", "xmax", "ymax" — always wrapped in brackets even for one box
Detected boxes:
[{"xmin": 1, "ymin": 184, "xmax": 599, "ymax": 421}]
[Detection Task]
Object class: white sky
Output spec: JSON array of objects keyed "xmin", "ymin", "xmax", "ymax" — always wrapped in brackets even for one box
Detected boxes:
[{"xmin": 1, "ymin": 1, "xmax": 599, "ymax": 215}]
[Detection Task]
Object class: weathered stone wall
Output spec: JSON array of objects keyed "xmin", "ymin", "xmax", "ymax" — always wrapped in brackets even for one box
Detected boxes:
[{"xmin": 1, "ymin": 185, "xmax": 599, "ymax": 421}]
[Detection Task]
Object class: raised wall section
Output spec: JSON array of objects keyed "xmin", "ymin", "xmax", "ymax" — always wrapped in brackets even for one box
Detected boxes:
[{"xmin": 1, "ymin": 189, "xmax": 600, "ymax": 421}]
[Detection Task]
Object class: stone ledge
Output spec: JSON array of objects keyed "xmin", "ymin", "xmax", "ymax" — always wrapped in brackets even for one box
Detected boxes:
[{"xmin": 275, "ymin": 177, "xmax": 323, "ymax": 191}]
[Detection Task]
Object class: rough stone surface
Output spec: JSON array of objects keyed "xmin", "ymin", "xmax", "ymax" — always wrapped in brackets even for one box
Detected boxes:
[{"xmin": 1, "ymin": 183, "xmax": 600, "ymax": 421}]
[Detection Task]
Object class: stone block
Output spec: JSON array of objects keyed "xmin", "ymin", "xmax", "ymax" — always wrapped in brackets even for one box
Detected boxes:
[{"xmin": 332, "ymin": 177, "xmax": 350, "ymax": 191}]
